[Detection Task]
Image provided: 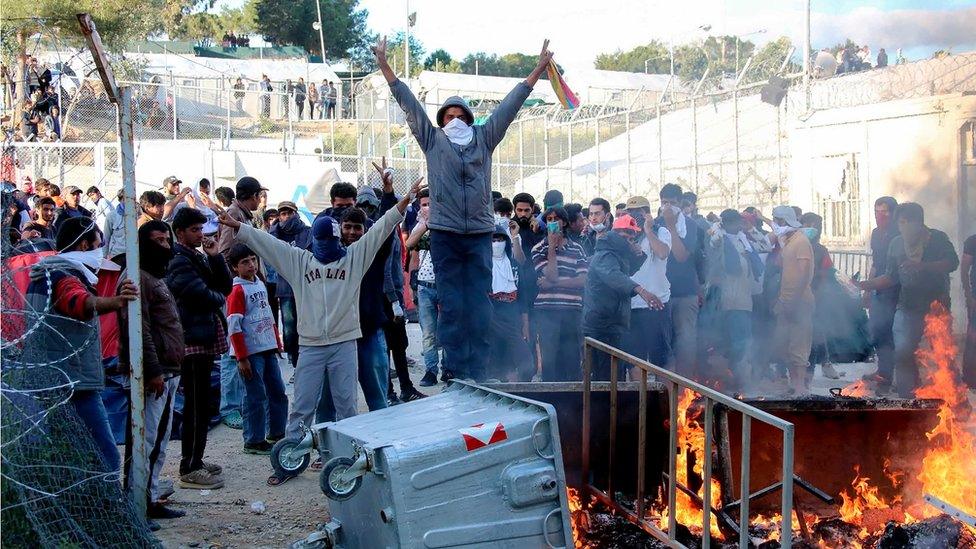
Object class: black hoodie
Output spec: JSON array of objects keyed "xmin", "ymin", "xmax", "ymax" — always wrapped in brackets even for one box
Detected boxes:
[{"xmin": 583, "ymin": 232, "xmax": 643, "ymax": 335}]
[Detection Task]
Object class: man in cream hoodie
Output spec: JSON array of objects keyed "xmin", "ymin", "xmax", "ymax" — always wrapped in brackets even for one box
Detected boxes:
[{"xmin": 217, "ymin": 178, "xmax": 424, "ymax": 445}]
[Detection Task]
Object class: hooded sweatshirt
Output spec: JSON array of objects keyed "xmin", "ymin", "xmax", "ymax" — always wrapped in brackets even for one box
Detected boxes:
[
  {"xmin": 389, "ymin": 79, "xmax": 532, "ymax": 234},
  {"xmin": 234, "ymin": 206, "xmax": 404, "ymax": 346},
  {"xmin": 269, "ymin": 215, "xmax": 312, "ymax": 299},
  {"xmin": 583, "ymin": 232, "xmax": 642, "ymax": 335}
]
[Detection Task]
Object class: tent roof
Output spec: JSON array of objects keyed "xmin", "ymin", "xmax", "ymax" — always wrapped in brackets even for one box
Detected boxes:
[{"xmin": 127, "ymin": 53, "xmax": 341, "ymax": 83}]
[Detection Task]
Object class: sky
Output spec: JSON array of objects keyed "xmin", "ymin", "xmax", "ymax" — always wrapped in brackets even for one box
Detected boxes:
[{"xmin": 219, "ymin": 0, "xmax": 976, "ymax": 71}]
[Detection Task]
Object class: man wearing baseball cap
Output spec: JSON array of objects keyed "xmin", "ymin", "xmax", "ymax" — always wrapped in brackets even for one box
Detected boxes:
[
  {"xmin": 621, "ymin": 197, "xmax": 675, "ymax": 375},
  {"xmin": 769, "ymin": 204, "xmax": 815, "ymax": 393},
  {"xmin": 53, "ymin": 185, "xmax": 93, "ymax": 232},
  {"xmin": 583, "ymin": 214, "xmax": 657, "ymax": 380}
]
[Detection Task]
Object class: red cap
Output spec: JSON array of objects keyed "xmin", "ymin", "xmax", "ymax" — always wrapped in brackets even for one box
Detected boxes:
[{"xmin": 612, "ymin": 214, "xmax": 641, "ymax": 233}]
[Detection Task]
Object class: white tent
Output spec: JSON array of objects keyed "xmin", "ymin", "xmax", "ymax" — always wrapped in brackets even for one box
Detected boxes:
[
  {"xmin": 414, "ymin": 71, "xmax": 558, "ymax": 104},
  {"xmin": 127, "ymin": 53, "xmax": 341, "ymax": 84}
]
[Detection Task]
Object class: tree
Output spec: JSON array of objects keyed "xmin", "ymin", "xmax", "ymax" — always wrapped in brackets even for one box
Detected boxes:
[
  {"xmin": 744, "ymin": 36, "xmax": 798, "ymax": 84},
  {"xmin": 457, "ymin": 52, "xmax": 547, "ymax": 78},
  {"xmin": 158, "ymin": 0, "xmax": 216, "ymax": 38},
  {"xmin": 2, "ymin": 0, "xmax": 164, "ymax": 104},
  {"xmin": 385, "ymin": 32, "xmax": 425, "ymax": 77},
  {"xmin": 253, "ymin": 0, "xmax": 369, "ymax": 59},
  {"xmin": 425, "ymin": 49, "xmax": 457, "ymax": 71},
  {"xmin": 594, "ymin": 41, "xmax": 670, "ymax": 73}
]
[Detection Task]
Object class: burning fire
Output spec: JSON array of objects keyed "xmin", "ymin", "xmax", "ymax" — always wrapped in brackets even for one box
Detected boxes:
[
  {"xmin": 911, "ymin": 303, "xmax": 976, "ymax": 524},
  {"xmin": 658, "ymin": 389, "xmax": 724, "ymax": 539},
  {"xmin": 829, "ymin": 303, "xmax": 975, "ymax": 539},
  {"xmin": 566, "ymin": 487, "xmax": 592, "ymax": 548}
]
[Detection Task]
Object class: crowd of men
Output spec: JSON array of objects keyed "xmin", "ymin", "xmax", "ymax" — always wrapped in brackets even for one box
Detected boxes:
[
  {"xmin": 2, "ymin": 55, "xmax": 62, "ymax": 142},
  {"xmin": 2, "ymin": 36, "xmax": 974, "ymax": 530}
]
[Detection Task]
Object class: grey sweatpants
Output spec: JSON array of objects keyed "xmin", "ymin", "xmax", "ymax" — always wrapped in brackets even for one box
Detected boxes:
[
  {"xmin": 671, "ymin": 295, "xmax": 700, "ymax": 377},
  {"xmin": 285, "ymin": 341, "xmax": 358, "ymax": 440}
]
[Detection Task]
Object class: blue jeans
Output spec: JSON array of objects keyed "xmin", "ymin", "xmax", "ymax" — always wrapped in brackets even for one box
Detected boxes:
[
  {"xmin": 240, "ymin": 350, "xmax": 289, "ymax": 445},
  {"xmin": 219, "ymin": 353, "xmax": 243, "ymax": 418},
  {"xmin": 72, "ymin": 390, "xmax": 120, "ymax": 473},
  {"xmin": 893, "ymin": 309, "xmax": 926, "ymax": 398},
  {"xmin": 869, "ymin": 292, "xmax": 897, "ymax": 383},
  {"xmin": 316, "ymin": 330, "xmax": 389, "ymax": 422},
  {"xmin": 417, "ymin": 284, "xmax": 443, "ymax": 375},
  {"xmin": 279, "ymin": 297, "xmax": 300, "ymax": 367},
  {"xmin": 429, "ymin": 230, "xmax": 492, "ymax": 380}
]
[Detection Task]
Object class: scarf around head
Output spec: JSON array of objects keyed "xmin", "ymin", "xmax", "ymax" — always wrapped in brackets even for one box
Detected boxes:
[{"xmin": 311, "ymin": 215, "xmax": 346, "ymax": 264}]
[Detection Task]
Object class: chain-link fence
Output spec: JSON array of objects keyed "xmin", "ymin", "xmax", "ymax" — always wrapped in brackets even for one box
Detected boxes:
[
  {"xmin": 1, "ymin": 197, "xmax": 159, "ymax": 547},
  {"xmin": 11, "ymin": 50, "xmax": 976, "ymax": 248}
]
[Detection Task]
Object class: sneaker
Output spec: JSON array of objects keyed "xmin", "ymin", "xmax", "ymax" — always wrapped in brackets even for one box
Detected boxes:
[
  {"xmin": 147, "ymin": 502, "xmax": 186, "ymax": 519},
  {"xmin": 406, "ymin": 356, "xmax": 418, "ymax": 368},
  {"xmin": 388, "ymin": 393, "xmax": 403, "ymax": 406},
  {"xmin": 401, "ymin": 387, "xmax": 426, "ymax": 402},
  {"xmin": 157, "ymin": 479, "xmax": 175, "ymax": 501},
  {"xmin": 179, "ymin": 469, "xmax": 224, "ymax": 490},
  {"xmin": 266, "ymin": 433, "xmax": 285, "ymax": 444},
  {"xmin": 147, "ymin": 519, "xmax": 161, "ymax": 532},
  {"xmin": 222, "ymin": 410, "xmax": 243, "ymax": 430},
  {"xmin": 440, "ymin": 370, "xmax": 455, "ymax": 383},
  {"xmin": 202, "ymin": 461, "xmax": 223, "ymax": 476},
  {"xmin": 243, "ymin": 441, "xmax": 273, "ymax": 455},
  {"xmin": 419, "ymin": 371, "xmax": 438, "ymax": 387}
]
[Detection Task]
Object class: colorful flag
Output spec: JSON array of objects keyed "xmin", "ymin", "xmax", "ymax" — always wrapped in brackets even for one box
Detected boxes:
[{"xmin": 546, "ymin": 59, "xmax": 578, "ymax": 110}]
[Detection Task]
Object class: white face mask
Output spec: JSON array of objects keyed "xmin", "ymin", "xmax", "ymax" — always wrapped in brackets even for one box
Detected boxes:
[
  {"xmin": 771, "ymin": 222, "xmax": 795, "ymax": 237},
  {"xmin": 59, "ymin": 248, "xmax": 106, "ymax": 284},
  {"xmin": 443, "ymin": 117, "xmax": 473, "ymax": 146},
  {"xmin": 590, "ymin": 223, "xmax": 606, "ymax": 233},
  {"xmin": 492, "ymin": 241, "xmax": 507, "ymax": 258}
]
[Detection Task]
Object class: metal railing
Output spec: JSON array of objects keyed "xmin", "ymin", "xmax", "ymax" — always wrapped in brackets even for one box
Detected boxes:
[
  {"xmin": 580, "ymin": 337, "xmax": 796, "ymax": 548},
  {"xmin": 829, "ymin": 250, "xmax": 872, "ymax": 280}
]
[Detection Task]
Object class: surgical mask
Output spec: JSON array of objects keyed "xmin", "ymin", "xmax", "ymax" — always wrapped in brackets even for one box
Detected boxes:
[
  {"xmin": 443, "ymin": 118, "xmax": 473, "ymax": 146},
  {"xmin": 590, "ymin": 223, "xmax": 606, "ymax": 233},
  {"xmin": 492, "ymin": 241, "xmax": 507, "ymax": 258},
  {"xmin": 801, "ymin": 227, "xmax": 820, "ymax": 241},
  {"xmin": 547, "ymin": 221, "xmax": 560, "ymax": 234}
]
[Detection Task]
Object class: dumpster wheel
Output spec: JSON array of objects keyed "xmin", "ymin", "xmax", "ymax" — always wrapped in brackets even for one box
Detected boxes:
[
  {"xmin": 320, "ymin": 457, "xmax": 363, "ymax": 500},
  {"xmin": 272, "ymin": 438, "xmax": 312, "ymax": 477}
]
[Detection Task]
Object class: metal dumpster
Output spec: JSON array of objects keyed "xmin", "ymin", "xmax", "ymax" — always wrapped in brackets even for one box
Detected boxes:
[{"xmin": 314, "ymin": 381, "xmax": 574, "ymax": 548}]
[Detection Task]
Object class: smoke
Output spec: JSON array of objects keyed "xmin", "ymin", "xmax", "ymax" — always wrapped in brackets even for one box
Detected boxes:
[{"xmin": 813, "ymin": 6, "xmax": 976, "ymax": 51}]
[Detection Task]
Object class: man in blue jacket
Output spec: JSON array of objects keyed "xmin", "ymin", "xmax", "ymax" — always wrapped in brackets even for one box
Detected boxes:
[{"xmin": 373, "ymin": 36, "xmax": 553, "ymax": 381}]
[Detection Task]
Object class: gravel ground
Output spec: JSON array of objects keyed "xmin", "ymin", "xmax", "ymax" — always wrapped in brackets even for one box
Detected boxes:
[
  {"xmin": 152, "ymin": 322, "xmax": 883, "ymax": 548},
  {"xmin": 154, "ymin": 323, "xmax": 442, "ymax": 549}
]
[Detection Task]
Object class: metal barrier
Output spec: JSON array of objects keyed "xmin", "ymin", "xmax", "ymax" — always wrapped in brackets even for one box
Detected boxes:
[
  {"xmin": 829, "ymin": 250, "xmax": 872, "ymax": 280},
  {"xmin": 581, "ymin": 337, "xmax": 795, "ymax": 548}
]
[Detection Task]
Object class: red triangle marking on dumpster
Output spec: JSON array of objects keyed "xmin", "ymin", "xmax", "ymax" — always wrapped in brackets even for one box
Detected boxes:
[{"xmin": 459, "ymin": 422, "xmax": 507, "ymax": 451}]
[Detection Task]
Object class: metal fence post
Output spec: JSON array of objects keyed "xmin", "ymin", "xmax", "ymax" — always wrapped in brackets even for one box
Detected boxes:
[
  {"xmin": 544, "ymin": 121, "xmax": 551, "ymax": 189},
  {"xmin": 691, "ymin": 97, "xmax": 699, "ymax": 195},
  {"xmin": 740, "ymin": 415, "xmax": 752, "ymax": 549},
  {"xmin": 172, "ymin": 82, "xmax": 178, "ymax": 140},
  {"xmin": 595, "ymin": 116, "xmax": 601, "ymax": 198},
  {"xmin": 519, "ymin": 120, "xmax": 525, "ymax": 191},
  {"xmin": 733, "ymin": 87, "xmax": 741, "ymax": 209},
  {"xmin": 226, "ymin": 87, "xmax": 232, "ymax": 147},
  {"xmin": 781, "ymin": 425, "xmax": 795, "ymax": 547},
  {"xmin": 657, "ymin": 104, "xmax": 664, "ymax": 187},
  {"xmin": 625, "ymin": 111, "xmax": 632, "ymax": 194},
  {"xmin": 567, "ymin": 124, "xmax": 574, "ymax": 196}
]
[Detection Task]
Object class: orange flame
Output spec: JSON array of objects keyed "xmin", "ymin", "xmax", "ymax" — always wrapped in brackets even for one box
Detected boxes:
[
  {"xmin": 838, "ymin": 465, "xmax": 889, "ymax": 526},
  {"xmin": 911, "ymin": 303, "xmax": 976, "ymax": 526},
  {"xmin": 657, "ymin": 389, "xmax": 724, "ymax": 539},
  {"xmin": 840, "ymin": 379, "xmax": 871, "ymax": 397},
  {"xmin": 566, "ymin": 487, "xmax": 593, "ymax": 548}
]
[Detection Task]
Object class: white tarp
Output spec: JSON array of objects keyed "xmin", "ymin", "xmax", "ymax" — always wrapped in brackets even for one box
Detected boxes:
[{"xmin": 126, "ymin": 53, "xmax": 341, "ymax": 84}]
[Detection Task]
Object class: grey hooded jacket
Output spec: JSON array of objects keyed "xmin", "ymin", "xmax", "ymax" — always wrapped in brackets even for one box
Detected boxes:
[{"xmin": 390, "ymin": 79, "xmax": 532, "ymax": 234}]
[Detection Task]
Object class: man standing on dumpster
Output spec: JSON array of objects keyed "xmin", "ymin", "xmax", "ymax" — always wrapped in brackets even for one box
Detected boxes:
[{"xmin": 373, "ymin": 36, "xmax": 554, "ymax": 382}]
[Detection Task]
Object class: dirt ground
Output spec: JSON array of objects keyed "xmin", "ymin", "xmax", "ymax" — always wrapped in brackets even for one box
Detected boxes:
[
  {"xmin": 152, "ymin": 323, "xmax": 882, "ymax": 548},
  {"xmin": 154, "ymin": 323, "xmax": 444, "ymax": 549}
]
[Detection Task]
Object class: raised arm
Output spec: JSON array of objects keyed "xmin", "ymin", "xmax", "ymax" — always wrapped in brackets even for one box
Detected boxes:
[
  {"xmin": 374, "ymin": 37, "xmax": 437, "ymax": 151},
  {"xmin": 222, "ymin": 219, "xmax": 309, "ymax": 290},
  {"xmin": 483, "ymin": 40, "xmax": 553, "ymax": 150},
  {"xmin": 347, "ymin": 178, "xmax": 425, "ymax": 274}
]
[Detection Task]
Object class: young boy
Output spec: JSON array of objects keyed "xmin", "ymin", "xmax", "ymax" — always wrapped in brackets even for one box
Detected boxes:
[{"xmin": 226, "ymin": 244, "xmax": 288, "ymax": 454}]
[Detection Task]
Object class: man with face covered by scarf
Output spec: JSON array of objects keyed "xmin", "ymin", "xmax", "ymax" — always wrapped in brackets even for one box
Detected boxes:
[
  {"xmin": 858, "ymin": 202, "xmax": 959, "ymax": 397},
  {"xmin": 374, "ymin": 36, "xmax": 553, "ymax": 380},
  {"xmin": 219, "ymin": 177, "xmax": 424, "ymax": 486},
  {"xmin": 120, "ymin": 221, "xmax": 187, "ymax": 519}
]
